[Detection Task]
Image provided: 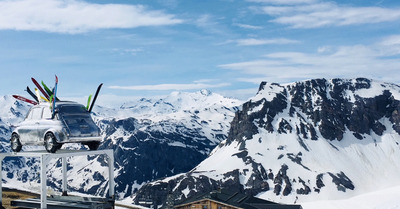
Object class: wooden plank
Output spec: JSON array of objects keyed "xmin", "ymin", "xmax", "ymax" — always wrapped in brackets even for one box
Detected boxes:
[
  {"xmin": 11, "ymin": 196, "xmax": 112, "ymax": 209},
  {"xmin": 51, "ymin": 195, "xmax": 112, "ymax": 203},
  {"xmin": 11, "ymin": 197, "xmax": 103, "ymax": 209}
]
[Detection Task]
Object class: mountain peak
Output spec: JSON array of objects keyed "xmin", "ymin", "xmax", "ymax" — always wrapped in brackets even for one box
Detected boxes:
[{"xmin": 199, "ymin": 89, "xmax": 211, "ymax": 96}]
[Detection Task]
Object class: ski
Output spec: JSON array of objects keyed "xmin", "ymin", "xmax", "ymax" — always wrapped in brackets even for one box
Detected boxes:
[
  {"xmin": 42, "ymin": 81, "xmax": 53, "ymax": 97},
  {"xmin": 32, "ymin": 78, "xmax": 50, "ymax": 100},
  {"xmin": 42, "ymin": 80, "xmax": 60, "ymax": 101},
  {"xmin": 88, "ymin": 83, "xmax": 103, "ymax": 113},
  {"xmin": 41, "ymin": 95, "xmax": 49, "ymax": 102},
  {"xmin": 49, "ymin": 95, "xmax": 54, "ymax": 105},
  {"xmin": 86, "ymin": 94, "xmax": 92, "ymax": 110},
  {"xmin": 34, "ymin": 88, "xmax": 43, "ymax": 103},
  {"xmin": 52, "ymin": 75, "xmax": 58, "ymax": 117},
  {"xmin": 26, "ymin": 86, "xmax": 39, "ymax": 103},
  {"xmin": 13, "ymin": 95, "xmax": 38, "ymax": 105}
]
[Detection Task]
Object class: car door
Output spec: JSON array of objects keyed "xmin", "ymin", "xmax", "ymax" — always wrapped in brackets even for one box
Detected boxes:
[
  {"xmin": 18, "ymin": 106, "xmax": 42, "ymax": 144},
  {"xmin": 37, "ymin": 107, "xmax": 53, "ymax": 140}
]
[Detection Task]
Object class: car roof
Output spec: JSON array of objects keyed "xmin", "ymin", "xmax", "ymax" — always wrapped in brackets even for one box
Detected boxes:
[{"xmin": 32, "ymin": 101, "xmax": 83, "ymax": 108}]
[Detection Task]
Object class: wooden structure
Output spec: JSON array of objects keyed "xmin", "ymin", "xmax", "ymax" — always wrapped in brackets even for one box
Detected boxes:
[{"xmin": 174, "ymin": 189, "xmax": 302, "ymax": 209}]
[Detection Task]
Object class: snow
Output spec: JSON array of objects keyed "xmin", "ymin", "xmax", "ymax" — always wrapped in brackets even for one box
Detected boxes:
[
  {"xmin": 302, "ymin": 185, "xmax": 400, "ymax": 209},
  {"xmin": 193, "ymin": 140, "xmax": 250, "ymax": 180},
  {"xmin": 168, "ymin": 141, "xmax": 187, "ymax": 148},
  {"xmin": 251, "ymin": 83, "xmax": 285, "ymax": 102},
  {"xmin": 182, "ymin": 185, "xmax": 190, "ymax": 198},
  {"xmin": 355, "ymin": 80, "xmax": 400, "ymax": 99},
  {"xmin": 248, "ymin": 100, "xmax": 265, "ymax": 115}
]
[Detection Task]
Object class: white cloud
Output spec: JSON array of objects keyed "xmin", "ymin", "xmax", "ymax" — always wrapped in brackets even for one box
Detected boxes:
[
  {"xmin": 109, "ymin": 82, "xmax": 230, "ymax": 91},
  {"xmin": 219, "ymin": 39, "xmax": 400, "ymax": 84},
  {"xmin": 378, "ymin": 35, "xmax": 400, "ymax": 56},
  {"xmin": 380, "ymin": 35, "xmax": 400, "ymax": 46},
  {"xmin": 234, "ymin": 23, "xmax": 263, "ymax": 30},
  {"xmin": 194, "ymin": 14, "xmax": 226, "ymax": 34},
  {"xmin": 0, "ymin": 0, "xmax": 183, "ymax": 34},
  {"xmin": 111, "ymin": 48, "xmax": 143, "ymax": 56},
  {"xmin": 236, "ymin": 38, "xmax": 300, "ymax": 46},
  {"xmin": 258, "ymin": 2, "xmax": 400, "ymax": 28},
  {"xmin": 247, "ymin": 0, "xmax": 317, "ymax": 4}
]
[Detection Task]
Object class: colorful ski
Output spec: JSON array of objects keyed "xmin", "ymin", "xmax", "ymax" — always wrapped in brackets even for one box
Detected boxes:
[
  {"xmin": 52, "ymin": 75, "xmax": 58, "ymax": 117},
  {"xmin": 49, "ymin": 95, "xmax": 54, "ymax": 105},
  {"xmin": 26, "ymin": 86, "xmax": 39, "ymax": 103},
  {"xmin": 41, "ymin": 95, "xmax": 49, "ymax": 102},
  {"xmin": 32, "ymin": 78, "xmax": 50, "ymax": 100},
  {"xmin": 42, "ymin": 81, "xmax": 53, "ymax": 97},
  {"xmin": 34, "ymin": 88, "xmax": 41, "ymax": 103},
  {"xmin": 88, "ymin": 83, "xmax": 103, "ymax": 112},
  {"xmin": 42, "ymin": 80, "xmax": 60, "ymax": 101},
  {"xmin": 86, "ymin": 94, "xmax": 92, "ymax": 110},
  {"xmin": 13, "ymin": 95, "xmax": 38, "ymax": 105}
]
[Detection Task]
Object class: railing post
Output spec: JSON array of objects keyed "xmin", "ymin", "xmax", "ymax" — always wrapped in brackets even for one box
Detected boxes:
[
  {"xmin": 41, "ymin": 154, "xmax": 49, "ymax": 209},
  {"xmin": 62, "ymin": 157, "xmax": 67, "ymax": 196},
  {"xmin": 107, "ymin": 150, "xmax": 115, "ymax": 199},
  {"xmin": 0, "ymin": 155, "xmax": 4, "ymax": 207}
]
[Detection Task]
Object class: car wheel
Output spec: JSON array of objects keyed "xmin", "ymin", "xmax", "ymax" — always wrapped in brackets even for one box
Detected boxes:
[
  {"xmin": 86, "ymin": 141, "xmax": 100, "ymax": 151},
  {"xmin": 11, "ymin": 133, "xmax": 22, "ymax": 152},
  {"xmin": 44, "ymin": 132, "xmax": 60, "ymax": 153}
]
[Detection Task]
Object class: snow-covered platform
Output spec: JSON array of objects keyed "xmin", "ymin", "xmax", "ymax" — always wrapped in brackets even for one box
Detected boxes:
[{"xmin": 0, "ymin": 149, "xmax": 114, "ymax": 209}]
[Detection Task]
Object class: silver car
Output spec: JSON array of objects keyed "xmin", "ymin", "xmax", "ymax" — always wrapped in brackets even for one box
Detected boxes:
[{"xmin": 10, "ymin": 101, "xmax": 101, "ymax": 153}]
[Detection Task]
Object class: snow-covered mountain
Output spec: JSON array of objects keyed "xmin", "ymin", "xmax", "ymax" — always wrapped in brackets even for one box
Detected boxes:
[
  {"xmin": 96, "ymin": 90, "xmax": 241, "ymax": 198},
  {"xmin": 0, "ymin": 96, "xmax": 31, "ymax": 151},
  {"xmin": 0, "ymin": 90, "xmax": 242, "ymax": 199},
  {"xmin": 134, "ymin": 78, "xmax": 400, "ymax": 208}
]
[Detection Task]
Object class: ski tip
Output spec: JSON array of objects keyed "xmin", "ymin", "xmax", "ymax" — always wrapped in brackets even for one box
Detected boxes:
[{"xmin": 55, "ymin": 75, "xmax": 58, "ymax": 82}]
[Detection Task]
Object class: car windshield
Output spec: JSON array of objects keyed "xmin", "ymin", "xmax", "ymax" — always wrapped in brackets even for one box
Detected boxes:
[{"xmin": 58, "ymin": 104, "xmax": 88, "ymax": 115}]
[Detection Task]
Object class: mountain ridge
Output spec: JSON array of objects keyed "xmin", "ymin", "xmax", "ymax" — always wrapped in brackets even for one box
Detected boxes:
[{"xmin": 133, "ymin": 78, "xmax": 400, "ymax": 208}]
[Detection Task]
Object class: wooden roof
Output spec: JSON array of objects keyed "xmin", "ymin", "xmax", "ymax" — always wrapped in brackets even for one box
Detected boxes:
[{"xmin": 174, "ymin": 189, "xmax": 302, "ymax": 209}]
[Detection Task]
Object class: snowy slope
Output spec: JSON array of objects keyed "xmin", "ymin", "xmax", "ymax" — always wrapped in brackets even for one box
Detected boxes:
[
  {"xmin": 302, "ymin": 185, "xmax": 400, "ymax": 209},
  {"xmin": 134, "ymin": 78, "xmax": 400, "ymax": 208}
]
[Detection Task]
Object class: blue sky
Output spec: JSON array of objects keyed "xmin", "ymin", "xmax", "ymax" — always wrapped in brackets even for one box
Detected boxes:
[{"xmin": 1, "ymin": 0, "xmax": 400, "ymax": 106}]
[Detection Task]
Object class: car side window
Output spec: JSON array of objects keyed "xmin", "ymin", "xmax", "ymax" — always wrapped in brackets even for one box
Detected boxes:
[
  {"xmin": 31, "ymin": 107, "xmax": 43, "ymax": 120},
  {"xmin": 42, "ymin": 107, "xmax": 52, "ymax": 119},
  {"xmin": 25, "ymin": 109, "xmax": 33, "ymax": 120}
]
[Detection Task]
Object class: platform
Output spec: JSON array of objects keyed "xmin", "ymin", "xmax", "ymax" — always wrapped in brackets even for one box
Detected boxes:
[
  {"xmin": 12, "ymin": 195, "xmax": 114, "ymax": 209},
  {"xmin": 0, "ymin": 149, "xmax": 115, "ymax": 209}
]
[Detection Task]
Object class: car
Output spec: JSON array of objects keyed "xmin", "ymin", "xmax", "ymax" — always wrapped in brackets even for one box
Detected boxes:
[{"xmin": 10, "ymin": 101, "xmax": 102, "ymax": 153}]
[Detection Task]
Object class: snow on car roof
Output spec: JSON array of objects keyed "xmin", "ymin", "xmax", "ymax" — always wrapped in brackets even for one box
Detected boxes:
[{"xmin": 32, "ymin": 101, "xmax": 82, "ymax": 107}]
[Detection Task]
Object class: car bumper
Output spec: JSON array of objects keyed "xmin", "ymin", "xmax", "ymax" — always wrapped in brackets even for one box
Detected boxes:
[{"xmin": 65, "ymin": 136, "xmax": 102, "ymax": 143}]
